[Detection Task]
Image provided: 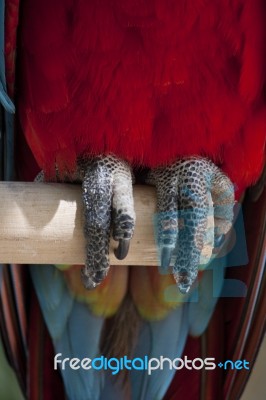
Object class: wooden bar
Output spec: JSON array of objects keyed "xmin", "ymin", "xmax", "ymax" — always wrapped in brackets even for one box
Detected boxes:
[{"xmin": 0, "ymin": 182, "xmax": 158, "ymax": 265}]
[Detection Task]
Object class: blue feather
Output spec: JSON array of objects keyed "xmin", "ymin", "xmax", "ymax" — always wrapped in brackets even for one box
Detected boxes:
[
  {"xmin": 188, "ymin": 251, "xmax": 228, "ymax": 337},
  {"xmin": 30, "ymin": 264, "xmax": 105, "ymax": 400},
  {"xmin": 30, "ymin": 265, "xmax": 74, "ymax": 339},
  {"xmin": 131, "ymin": 304, "xmax": 189, "ymax": 400},
  {"xmin": 99, "ymin": 372, "xmax": 124, "ymax": 400},
  {"xmin": 54, "ymin": 302, "xmax": 104, "ymax": 400}
]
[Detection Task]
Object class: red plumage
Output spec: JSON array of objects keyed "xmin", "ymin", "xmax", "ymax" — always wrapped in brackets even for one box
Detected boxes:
[{"xmin": 18, "ymin": 0, "xmax": 265, "ymax": 195}]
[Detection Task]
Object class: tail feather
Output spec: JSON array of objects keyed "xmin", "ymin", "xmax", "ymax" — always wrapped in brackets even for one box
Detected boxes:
[
  {"xmin": 188, "ymin": 267, "xmax": 225, "ymax": 337},
  {"xmin": 30, "ymin": 265, "xmax": 74, "ymax": 339},
  {"xmin": 30, "ymin": 264, "xmax": 105, "ymax": 400},
  {"xmin": 131, "ymin": 304, "xmax": 189, "ymax": 400},
  {"xmin": 54, "ymin": 302, "xmax": 104, "ymax": 400}
]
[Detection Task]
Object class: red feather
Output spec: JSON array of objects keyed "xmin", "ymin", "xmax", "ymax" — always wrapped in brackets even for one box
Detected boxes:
[{"xmin": 17, "ymin": 0, "xmax": 265, "ymax": 195}]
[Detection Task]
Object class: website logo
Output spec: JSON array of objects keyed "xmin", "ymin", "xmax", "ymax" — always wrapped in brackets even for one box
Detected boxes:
[{"xmin": 54, "ymin": 354, "xmax": 250, "ymax": 375}]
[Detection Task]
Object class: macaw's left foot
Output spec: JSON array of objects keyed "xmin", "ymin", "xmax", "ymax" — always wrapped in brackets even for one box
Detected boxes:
[
  {"xmin": 146, "ymin": 158, "xmax": 235, "ymax": 294},
  {"xmin": 78, "ymin": 155, "xmax": 135, "ymax": 289}
]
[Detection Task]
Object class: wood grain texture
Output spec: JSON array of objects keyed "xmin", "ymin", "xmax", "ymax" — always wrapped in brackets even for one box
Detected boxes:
[{"xmin": 0, "ymin": 182, "xmax": 158, "ymax": 265}]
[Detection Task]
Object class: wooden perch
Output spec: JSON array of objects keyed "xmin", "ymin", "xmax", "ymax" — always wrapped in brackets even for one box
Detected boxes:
[{"xmin": 0, "ymin": 182, "xmax": 159, "ymax": 265}]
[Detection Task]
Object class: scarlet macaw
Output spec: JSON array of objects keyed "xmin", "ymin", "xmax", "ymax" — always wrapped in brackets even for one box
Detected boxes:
[{"xmin": 0, "ymin": 0, "xmax": 265, "ymax": 399}]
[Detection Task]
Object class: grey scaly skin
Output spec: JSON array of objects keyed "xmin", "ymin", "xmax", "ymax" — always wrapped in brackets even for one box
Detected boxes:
[
  {"xmin": 36, "ymin": 155, "xmax": 234, "ymax": 293},
  {"xmin": 36, "ymin": 155, "xmax": 136, "ymax": 289},
  {"xmin": 145, "ymin": 157, "xmax": 235, "ymax": 293},
  {"xmin": 77, "ymin": 156, "xmax": 135, "ymax": 289}
]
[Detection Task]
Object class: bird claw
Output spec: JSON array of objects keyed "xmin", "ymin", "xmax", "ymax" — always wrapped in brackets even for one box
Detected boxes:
[
  {"xmin": 146, "ymin": 157, "xmax": 235, "ymax": 293},
  {"xmin": 35, "ymin": 155, "xmax": 233, "ymax": 293},
  {"xmin": 214, "ymin": 233, "xmax": 225, "ymax": 248},
  {"xmin": 79, "ymin": 155, "xmax": 135, "ymax": 289},
  {"xmin": 114, "ymin": 239, "xmax": 131, "ymax": 260},
  {"xmin": 160, "ymin": 247, "xmax": 174, "ymax": 270}
]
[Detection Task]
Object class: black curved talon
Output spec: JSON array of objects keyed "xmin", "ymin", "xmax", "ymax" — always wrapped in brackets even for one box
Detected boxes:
[
  {"xmin": 114, "ymin": 239, "xmax": 131, "ymax": 260},
  {"xmin": 78, "ymin": 155, "xmax": 135, "ymax": 289},
  {"xmin": 145, "ymin": 157, "xmax": 235, "ymax": 294},
  {"xmin": 36, "ymin": 155, "xmax": 135, "ymax": 290},
  {"xmin": 214, "ymin": 234, "xmax": 225, "ymax": 248},
  {"xmin": 161, "ymin": 247, "xmax": 173, "ymax": 270}
]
